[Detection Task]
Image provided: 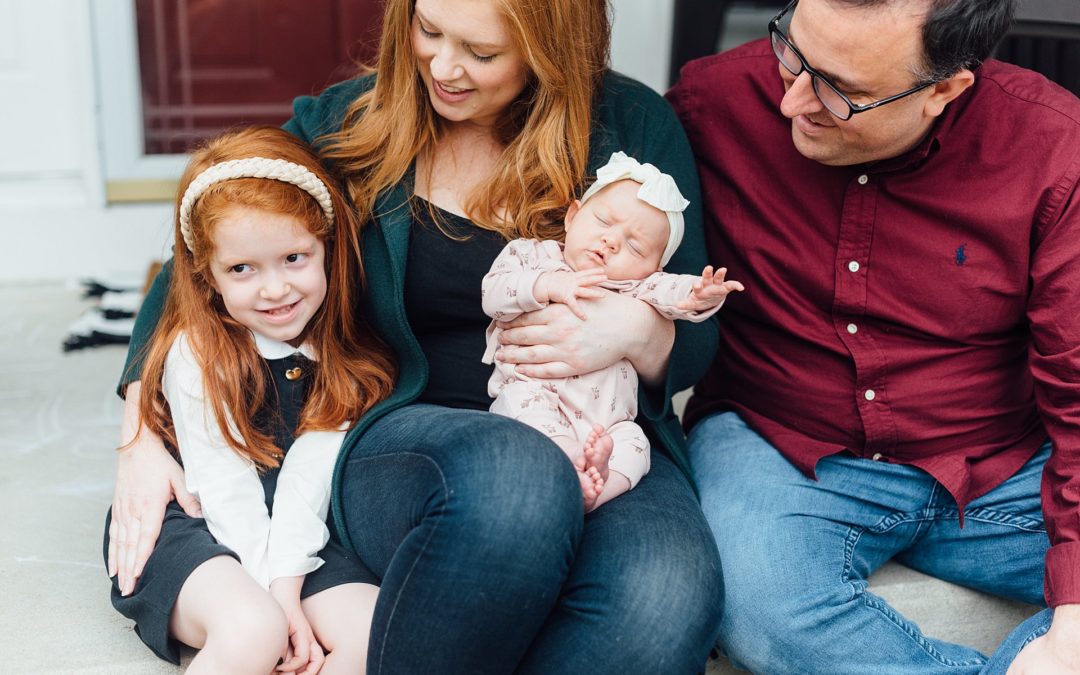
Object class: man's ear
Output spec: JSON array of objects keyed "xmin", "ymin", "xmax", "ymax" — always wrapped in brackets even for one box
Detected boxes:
[
  {"xmin": 564, "ymin": 199, "xmax": 582, "ymax": 231},
  {"xmin": 923, "ymin": 68, "xmax": 975, "ymax": 118}
]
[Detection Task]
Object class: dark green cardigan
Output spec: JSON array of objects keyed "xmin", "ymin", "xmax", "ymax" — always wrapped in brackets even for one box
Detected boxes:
[{"xmin": 123, "ymin": 71, "xmax": 718, "ymax": 552}]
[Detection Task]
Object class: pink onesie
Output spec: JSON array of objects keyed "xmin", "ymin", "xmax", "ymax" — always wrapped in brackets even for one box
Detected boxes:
[{"xmin": 481, "ymin": 238, "xmax": 721, "ymax": 488}]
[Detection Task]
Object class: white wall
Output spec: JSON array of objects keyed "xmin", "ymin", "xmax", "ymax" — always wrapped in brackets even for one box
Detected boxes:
[
  {"xmin": 0, "ymin": 0, "xmax": 671, "ymax": 284},
  {"xmin": 611, "ymin": 0, "xmax": 674, "ymax": 93},
  {"xmin": 0, "ymin": 1, "xmax": 171, "ymax": 284}
]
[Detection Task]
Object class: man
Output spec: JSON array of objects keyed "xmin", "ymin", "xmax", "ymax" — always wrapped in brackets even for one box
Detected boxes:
[{"xmin": 667, "ymin": 0, "xmax": 1080, "ymax": 672}]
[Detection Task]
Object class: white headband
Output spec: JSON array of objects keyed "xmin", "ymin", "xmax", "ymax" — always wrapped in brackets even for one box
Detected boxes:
[
  {"xmin": 178, "ymin": 157, "xmax": 335, "ymax": 252},
  {"xmin": 580, "ymin": 151, "xmax": 689, "ymax": 267}
]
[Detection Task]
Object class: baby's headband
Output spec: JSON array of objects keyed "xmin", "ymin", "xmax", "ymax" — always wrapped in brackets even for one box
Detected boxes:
[
  {"xmin": 178, "ymin": 157, "xmax": 335, "ymax": 252},
  {"xmin": 579, "ymin": 151, "xmax": 690, "ymax": 267}
]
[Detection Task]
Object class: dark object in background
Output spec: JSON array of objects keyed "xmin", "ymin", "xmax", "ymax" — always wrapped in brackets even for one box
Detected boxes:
[{"xmin": 63, "ymin": 277, "xmax": 146, "ymax": 353}]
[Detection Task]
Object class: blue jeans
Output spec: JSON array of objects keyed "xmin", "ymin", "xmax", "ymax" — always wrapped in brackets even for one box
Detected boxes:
[
  {"xmin": 688, "ymin": 411, "xmax": 1052, "ymax": 675},
  {"xmin": 338, "ymin": 404, "xmax": 723, "ymax": 675}
]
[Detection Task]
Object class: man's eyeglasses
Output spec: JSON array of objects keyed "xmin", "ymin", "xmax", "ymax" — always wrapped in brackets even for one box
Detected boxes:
[{"xmin": 768, "ymin": 0, "xmax": 938, "ymax": 121}]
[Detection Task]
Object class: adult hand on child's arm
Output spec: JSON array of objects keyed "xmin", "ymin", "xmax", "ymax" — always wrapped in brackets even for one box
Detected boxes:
[
  {"xmin": 1007, "ymin": 605, "xmax": 1080, "ymax": 674},
  {"xmin": 108, "ymin": 381, "xmax": 201, "ymax": 596},
  {"xmin": 677, "ymin": 266, "xmax": 744, "ymax": 313},
  {"xmin": 533, "ymin": 269, "xmax": 608, "ymax": 320},
  {"xmin": 271, "ymin": 576, "xmax": 324, "ymax": 675},
  {"xmin": 496, "ymin": 291, "xmax": 674, "ymax": 385}
]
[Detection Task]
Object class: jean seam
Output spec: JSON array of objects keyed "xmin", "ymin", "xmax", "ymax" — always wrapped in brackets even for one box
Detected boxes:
[
  {"xmin": 843, "ymin": 523, "xmax": 987, "ymax": 669},
  {"xmin": 859, "ymin": 592, "xmax": 988, "ymax": 668},
  {"xmin": 867, "ymin": 511, "xmax": 933, "ymax": 534},
  {"xmin": 841, "ymin": 526, "xmax": 862, "ymax": 586},
  {"xmin": 363, "ymin": 451, "xmax": 449, "ymax": 675},
  {"xmin": 1018, "ymin": 620, "xmax": 1050, "ymax": 651},
  {"xmin": 961, "ymin": 507, "xmax": 1045, "ymax": 533}
]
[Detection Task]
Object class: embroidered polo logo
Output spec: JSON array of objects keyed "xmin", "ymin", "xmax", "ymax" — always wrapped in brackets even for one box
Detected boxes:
[{"xmin": 955, "ymin": 243, "xmax": 968, "ymax": 267}]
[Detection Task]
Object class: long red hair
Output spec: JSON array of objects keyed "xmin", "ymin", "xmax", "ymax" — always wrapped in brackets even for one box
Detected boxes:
[{"xmin": 136, "ymin": 125, "xmax": 395, "ymax": 470}]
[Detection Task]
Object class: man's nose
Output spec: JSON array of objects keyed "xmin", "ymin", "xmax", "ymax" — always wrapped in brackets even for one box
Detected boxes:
[{"xmin": 779, "ymin": 70, "xmax": 825, "ymax": 120}]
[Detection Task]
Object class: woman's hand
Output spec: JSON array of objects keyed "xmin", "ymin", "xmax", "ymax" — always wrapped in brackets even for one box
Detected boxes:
[
  {"xmin": 108, "ymin": 382, "xmax": 201, "ymax": 596},
  {"xmin": 271, "ymin": 577, "xmax": 325, "ymax": 675},
  {"xmin": 495, "ymin": 290, "xmax": 675, "ymax": 383}
]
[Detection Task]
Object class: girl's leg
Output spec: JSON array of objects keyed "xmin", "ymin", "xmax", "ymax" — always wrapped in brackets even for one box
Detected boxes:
[
  {"xmin": 338, "ymin": 404, "xmax": 583, "ymax": 675},
  {"xmin": 169, "ymin": 555, "xmax": 288, "ymax": 675},
  {"xmin": 302, "ymin": 582, "xmax": 380, "ymax": 675}
]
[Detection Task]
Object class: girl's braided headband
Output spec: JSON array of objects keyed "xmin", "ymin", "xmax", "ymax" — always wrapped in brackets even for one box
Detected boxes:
[{"xmin": 178, "ymin": 157, "xmax": 335, "ymax": 252}]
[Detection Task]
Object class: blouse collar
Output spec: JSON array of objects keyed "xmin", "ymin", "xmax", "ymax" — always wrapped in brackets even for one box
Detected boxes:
[{"xmin": 251, "ymin": 331, "xmax": 318, "ymax": 362}]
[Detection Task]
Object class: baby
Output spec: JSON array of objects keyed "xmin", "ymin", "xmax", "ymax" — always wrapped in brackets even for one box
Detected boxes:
[{"xmin": 482, "ymin": 151, "xmax": 743, "ymax": 510}]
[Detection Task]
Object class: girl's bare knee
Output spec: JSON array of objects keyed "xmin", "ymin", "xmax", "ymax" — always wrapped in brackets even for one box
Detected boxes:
[{"xmin": 202, "ymin": 592, "xmax": 288, "ymax": 671}]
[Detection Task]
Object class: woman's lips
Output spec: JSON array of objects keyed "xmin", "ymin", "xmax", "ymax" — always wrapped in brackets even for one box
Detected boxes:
[{"xmin": 433, "ymin": 80, "xmax": 472, "ymax": 103}]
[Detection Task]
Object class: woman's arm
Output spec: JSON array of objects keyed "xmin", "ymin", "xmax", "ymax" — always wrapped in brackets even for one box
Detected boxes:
[
  {"xmin": 494, "ymin": 295, "xmax": 674, "ymax": 385},
  {"xmin": 108, "ymin": 381, "xmax": 201, "ymax": 596}
]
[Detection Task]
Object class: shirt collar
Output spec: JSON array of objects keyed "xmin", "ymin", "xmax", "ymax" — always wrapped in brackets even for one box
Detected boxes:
[{"xmin": 251, "ymin": 331, "xmax": 318, "ymax": 362}]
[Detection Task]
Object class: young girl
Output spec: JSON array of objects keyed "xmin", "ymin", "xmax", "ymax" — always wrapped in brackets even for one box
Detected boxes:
[
  {"xmin": 104, "ymin": 125, "xmax": 394, "ymax": 674},
  {"xmin": 482, "ymin": 152, "xmax": 743, "ymax": 511}
]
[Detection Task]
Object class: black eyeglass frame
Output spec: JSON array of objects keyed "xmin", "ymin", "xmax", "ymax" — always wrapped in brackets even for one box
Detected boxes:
[{"xmin": 768, "ymin": 0, "xmax": 939, "ymax": 120}]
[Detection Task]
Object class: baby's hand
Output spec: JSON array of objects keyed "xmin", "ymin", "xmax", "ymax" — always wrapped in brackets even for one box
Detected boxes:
[
  {"xmin": 534, "ymin": 269, "xmax": 609, "ymax": 320},
  {"xmin": 678, "ymin": 266, "xmax": 745, "ymax": 312}
]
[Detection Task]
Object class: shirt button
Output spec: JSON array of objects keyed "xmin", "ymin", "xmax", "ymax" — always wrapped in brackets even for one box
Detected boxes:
[
  {"xmin": 848, "ymin": 260, "xmax": 861, "ymax": 273},
  {"xmin": 871, "ymin": 452, "xmax": 883, "ymax": 461},
  {"xmin": 847, "ymin": 323, "xmax": 858, "ymax": 334},
  {"xmin": 864, "ymin": 389, "xmax": 876, "ymax": 401},
  {"xmin": 857, "ymin": 174, "xmax": 869, "ymax": 185}
]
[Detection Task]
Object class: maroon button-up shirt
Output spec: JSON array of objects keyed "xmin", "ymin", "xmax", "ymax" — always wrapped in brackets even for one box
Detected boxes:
[{"xmin": 668, "ymin": 39, "xmax": 1080, "ymax": 607}]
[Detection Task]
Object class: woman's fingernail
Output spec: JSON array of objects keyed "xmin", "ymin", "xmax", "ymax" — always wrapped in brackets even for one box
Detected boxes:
[{"xmin": 278, "ymin": 658, "xmax": 284, "ymax": 666}]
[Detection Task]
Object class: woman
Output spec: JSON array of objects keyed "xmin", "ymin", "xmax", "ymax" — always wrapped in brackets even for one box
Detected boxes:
[{"xmin": 109, "ymin": 0, "xmax": 723, "ymax": 672}]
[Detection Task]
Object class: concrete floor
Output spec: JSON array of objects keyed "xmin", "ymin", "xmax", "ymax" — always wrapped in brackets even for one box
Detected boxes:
[{"xmin": 1, "ymin": 284, "xmax": 1040, "ymax": 674}]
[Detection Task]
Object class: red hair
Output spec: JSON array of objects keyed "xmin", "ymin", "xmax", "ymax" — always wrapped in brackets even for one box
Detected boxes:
[{"xmin": 135, "ymin": 125, "xmax": 395, "ymax": 470}]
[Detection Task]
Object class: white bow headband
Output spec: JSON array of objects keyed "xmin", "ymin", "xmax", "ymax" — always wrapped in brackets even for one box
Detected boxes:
[
  {"xmin": 580, "ymin": 151, "xmax": 690, "ymax": 267},
  {"xmin": 178, "ymin": 157, "xmax": 335, "ymax": 252}
]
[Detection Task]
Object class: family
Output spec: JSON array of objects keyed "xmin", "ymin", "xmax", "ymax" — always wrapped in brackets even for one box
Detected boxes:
[{"xmin": 103, "ymin": 0, "xmax": 1080, "ymax": 673}]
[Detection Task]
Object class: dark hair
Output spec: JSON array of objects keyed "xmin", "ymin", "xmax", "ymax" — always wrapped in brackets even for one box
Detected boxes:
[
  {"xmin": 920, "ymin": 0, "xmax": 1015, "ymax": 80},
  {"xmin": 835, "ymin": 0, "xmax": 1016, "ymax": 81}
]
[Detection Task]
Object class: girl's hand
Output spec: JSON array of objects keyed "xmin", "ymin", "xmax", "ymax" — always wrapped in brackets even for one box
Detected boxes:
[
  {"xmin": 495, "ymin": 291, "xmax": 674, "ymax": 383},
  {"xmin": 271, "ymin": 577, "xmax": 325, "ymax": 675},
  {"xmin": 109, "ymin": 382, "xmax": 201, "ymax": 596},
  {"xmin": 678, "ymin": 266, "xmax": 745, "ymax": 313},
  {"xmin": 533, "ymin": 269, "xmax": 608, "ymax": 320}
]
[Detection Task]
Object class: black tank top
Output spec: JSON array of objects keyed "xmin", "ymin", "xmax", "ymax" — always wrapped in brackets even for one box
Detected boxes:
[{"xmin": 404, "ymin": 200, "xmax": 508, "ymax": 411}]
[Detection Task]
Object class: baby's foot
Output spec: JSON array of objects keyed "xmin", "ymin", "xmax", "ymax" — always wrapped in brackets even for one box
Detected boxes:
[
  {"xmin": 583, "ymin": 424, "xmax": 614, "ymax": 483},
  {"xmin": 579, "ymin": 466, "xmax": 605, "ymax": 512}
]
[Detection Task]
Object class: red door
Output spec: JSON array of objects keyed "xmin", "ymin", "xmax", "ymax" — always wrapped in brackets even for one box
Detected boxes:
[{"xmin": 136, "ymin": 0, "xmax": 383, "ymax": 154}]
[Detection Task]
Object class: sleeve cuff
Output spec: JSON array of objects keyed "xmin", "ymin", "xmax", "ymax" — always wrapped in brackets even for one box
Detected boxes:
[
  {"xmin": 269, "ymin": 556, "xmax": 324, "ymax": 585},
  {"xmin": 514, "ymin": 269, "xmax": 548, "ymax": 312},
  {"xmin": 1045, "ymin": 541, "xmax": 1080, "ymax": 606}
]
